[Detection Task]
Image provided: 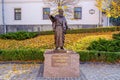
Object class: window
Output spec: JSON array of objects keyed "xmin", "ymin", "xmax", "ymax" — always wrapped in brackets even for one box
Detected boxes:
[
  {"xmin": 74, "ymin": 7, "xmax": 82, "ymax": 19},
  {"xmin": 14, "ymin": 8, "xmax": 21, "ymax": 20},
  {"xmin": 43, "ymin": 8, "xmax": 50, "ymax": 20}
]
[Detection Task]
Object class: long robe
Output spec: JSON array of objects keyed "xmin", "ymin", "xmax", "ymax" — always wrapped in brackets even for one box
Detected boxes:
[{"xmin": 52, "ymin": 15, "xmax": 68, "ymax": 48}]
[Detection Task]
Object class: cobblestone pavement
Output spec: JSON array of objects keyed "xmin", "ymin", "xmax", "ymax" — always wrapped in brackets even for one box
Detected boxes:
[
  {"xmin": 0, "ymin": 63, "xmax": 120, "ymax": 80},
  {"xmin": 0, "ymin": 63, "xmax": 40, "ymax": 80},
  {"xmin": 80, "ymin": 63, "xmax": 120, "ymax": 80}
]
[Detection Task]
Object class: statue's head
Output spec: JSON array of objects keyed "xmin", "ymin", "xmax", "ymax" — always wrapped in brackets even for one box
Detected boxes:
[{"xmin": 58, "ymin": 9, "xmax": 64, "ymax": 16}]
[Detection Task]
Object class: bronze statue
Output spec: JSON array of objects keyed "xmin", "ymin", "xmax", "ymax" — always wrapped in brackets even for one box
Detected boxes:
[{"xmin": 49, "ymin": 9, "xmax": 68, "ymax": 50}]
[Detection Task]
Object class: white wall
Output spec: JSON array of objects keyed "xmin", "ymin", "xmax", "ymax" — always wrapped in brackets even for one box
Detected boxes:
[
  {"xmin": 4, "ymin": 0, "xmax": 42, "ymax": 3},
  {"xmin": 68, "ymin": 0, "xmax": 101, "ymax": 25},
  {"xmin": 4, "ymin": 1, "xmax": 51, "ymax": 25},
  {"xmin": 0, "ymin": 3, "xmax": 2, "ymax": 25},
  {"xmin": 102, "ymin": 14, "xmax": 108, "ymax": 26},
  {"xmin": 2, "ymin": 0, "xmax": 102, "ymax": 26}
]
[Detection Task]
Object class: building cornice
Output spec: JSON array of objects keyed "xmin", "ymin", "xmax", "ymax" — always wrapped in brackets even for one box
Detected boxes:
[
  {"xmin": 0, "ymin": 0, "xmax": 96, "ymax": 3},
  {"xmin": 0, "ymin": 0, "xmax": 43, "ymax": 3}
]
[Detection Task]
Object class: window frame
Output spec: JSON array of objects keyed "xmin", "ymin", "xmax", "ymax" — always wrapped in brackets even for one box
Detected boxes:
[
  {"xmin": 74, "ymin": 7, "xmax": 82, "ymax": 19},
  {"xmin": 43, "ymin": 7, "xmax": 50, "ymax": 20},
  {"xmin": 14, "ymin": 8, "xmax": 21, "ymax": 20}
]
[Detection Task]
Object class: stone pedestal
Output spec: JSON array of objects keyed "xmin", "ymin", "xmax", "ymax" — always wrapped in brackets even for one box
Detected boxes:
[{"xmin": 43, "ymin": 49, "xmax": 80, "ymax": 78}]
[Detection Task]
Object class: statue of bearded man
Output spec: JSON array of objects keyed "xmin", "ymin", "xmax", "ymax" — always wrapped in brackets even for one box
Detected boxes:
[{"xmin": 49, "ymin": 9, "xmax": 68, "ymax": 50}]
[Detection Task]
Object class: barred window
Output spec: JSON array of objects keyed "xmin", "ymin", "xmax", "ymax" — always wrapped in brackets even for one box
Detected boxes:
[
  {"xmin": 74, "ymin": 7, "xmax": 82, "ymax": 19},
  {"xmin": 14, "ymin": 8, "xmax": 21, "ymax": 20},
  {"xmin": 43, "ymin": 8, "xmax": 50, "ymax": 20}
]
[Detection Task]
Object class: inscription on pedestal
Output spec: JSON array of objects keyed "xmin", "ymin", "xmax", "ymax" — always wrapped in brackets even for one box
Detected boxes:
[{"xmin": 52, "ymin": 54, "xmax": 70, "ymax": 67}]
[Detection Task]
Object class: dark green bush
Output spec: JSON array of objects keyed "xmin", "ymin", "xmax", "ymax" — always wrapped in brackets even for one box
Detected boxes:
[
  {"xmin": 0, "ymin": 49, "xmax": 44, "ymax": 61},
  {"xmin": 38, "ymin": 26, "xmax": 120, "ymax": 35},
  {"xmin": 77, "ymin": 50, "xmax": 120, "ymax": 63},
  {"xmin": 0, "ymin": 26, "xmax": 120, "ymax": 37},
  {"xmin": 0, "ymin": 31, "xmax": 39, "ymax": 40},
  {"xmin": 87, "ymin": 39, "xmax": 111, "ymax": 51},
  {"xmin": 67, "ymin": 27, "xmax": 116, "ymax": 34},
  {"xmin": 40, "ymin": 31, "xmax": 54, "ymax": 35},
  {"xmin": 0, "ymin": 49, "xmax": 119, "ymax": 63},
  {"xmin": 113, "ymin": 32, "xmax": 120, "ymax": 40},
  {"xmin": 87, "ymin": 32, "xmax": 120, "ymax": 52},
  {"xmin": 87, "ymin": 39, "xmax": 120, "ymax": 52}
]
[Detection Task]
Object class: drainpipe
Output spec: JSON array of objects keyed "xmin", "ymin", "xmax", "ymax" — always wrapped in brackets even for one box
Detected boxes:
[
  {"xmin": 107, "ymin": 17, "xmax": 110, "ymax": 26},
  {"xmin": 2, "ymin": 0, "xmax": 6, "ymax": 33},
  {"xmin": 98, "ymin": 10, "xmax": 101, "ymax": 27}
]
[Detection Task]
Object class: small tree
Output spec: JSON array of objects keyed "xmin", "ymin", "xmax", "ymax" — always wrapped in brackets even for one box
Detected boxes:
[
  {"xmin": 96, "ymin": 0, "xmax": 120, "ymax": 18},
  {"xmin": 96, "ymin": 0, "xmax": 120, "ymax": 26}
]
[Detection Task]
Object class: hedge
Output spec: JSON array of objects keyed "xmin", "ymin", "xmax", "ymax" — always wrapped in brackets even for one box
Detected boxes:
[
  {"xmin": 77, "ymin": 50, "xmax": 120, "ymax": 63},
  {"xmin": 0, "ymin": 49, "xmax": 120, "ymax": 63},
  {"xmin": 39, "ymin": 26, "xmax": 120, "ymax": 35},
  {"xmin": 0, "ymin": 26, "xmax": 120, "ymax": 40},
  {"xmin": 87, "ymin": 32, "xmax": 120, "ymax": 52},
  {"xmin": 0, "ymin": 49, "xmax": 44, "ymax": 62},
  {"xmin": 113, "ymin": 32, "xmax": 120, "ymax": 40},
  {"xmin": 0, "ymin": 31, "xmax": 39, "ymax": 40}
]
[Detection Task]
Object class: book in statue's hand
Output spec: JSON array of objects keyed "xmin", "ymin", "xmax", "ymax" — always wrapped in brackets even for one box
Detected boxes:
[{"xmin": 49, "ymin": 15, "xmax": 56, "ymax": 23}]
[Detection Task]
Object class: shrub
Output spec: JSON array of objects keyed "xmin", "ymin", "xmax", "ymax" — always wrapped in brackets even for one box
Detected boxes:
[
  {"xmin": 87, "ymin": 38, "xmax": 120, "ymax": 52},
  {"xmin": 0, "ymin": 49, "xmax": 119, "ymax": 63},
  {"xmin": 0, "ymin": 31, "xmax": 39, "ymax": 40},
  {"xmin": 0, "ymin": 49, "xmax": 44, "ymax": 61},
  {"xmin": 34, "ymin": 26, "xmax": 120, "ymax": 35},
  {"xmin": 87, "ymin": 32, "xmax": 120, "ymax": 52},
  {"xmin": 67, "ymin": 27, "xmax": 117, "ymax": 34},
  {"xmin": 40, "ymin": 31, "xmax": 54, "ymax": 35},
  {"xmin": 113, "ymin": 32, "xmax": 120, "ymax": 40},
  {"xmin": 77, "ymin": 50, "xmax": 120, "ymax": 63}
]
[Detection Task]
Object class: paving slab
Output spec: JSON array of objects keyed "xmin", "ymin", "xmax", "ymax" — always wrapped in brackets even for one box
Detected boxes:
[{"xmin": 0, "ymin": 63, "xmax": 120, "ymax": 80}]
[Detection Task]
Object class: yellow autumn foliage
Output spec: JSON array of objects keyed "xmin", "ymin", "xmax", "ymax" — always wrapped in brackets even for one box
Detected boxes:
[
  {"xmin": 96, "ymin": 0, "xmax": 120, "ymax": 18},
  {"xmin": 0, "ymin": 31, "xmax": 119, "ymax": 50},
  {"xmin": 67, "ymin": 35, "xmax": 112, "ymax": 51}
]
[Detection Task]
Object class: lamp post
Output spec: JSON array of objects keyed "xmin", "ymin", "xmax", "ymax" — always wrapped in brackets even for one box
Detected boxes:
[{"xmin": 2, "ymin": 0, "xmax": 6, "ymax": 34}]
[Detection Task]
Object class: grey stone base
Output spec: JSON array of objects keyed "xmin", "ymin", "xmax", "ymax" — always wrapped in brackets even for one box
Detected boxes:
[
  {"xmin": 36, "ymin": 64, "xmax": 87, "ymax": 80},
  {"xmin": 0, "ymin": 25, "xmax": 4, "ymax": 34}
]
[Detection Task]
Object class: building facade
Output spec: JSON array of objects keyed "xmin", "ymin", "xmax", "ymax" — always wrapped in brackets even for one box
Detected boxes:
[{"xmin": 0, "ymin": 0, "xmax": 108, "ymax": 33}]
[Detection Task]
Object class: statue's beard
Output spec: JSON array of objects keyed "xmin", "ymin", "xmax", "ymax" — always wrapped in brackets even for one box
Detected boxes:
[{"xmin": 59, "ymin": 14, "xmax": 63, "ymax": 17}]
